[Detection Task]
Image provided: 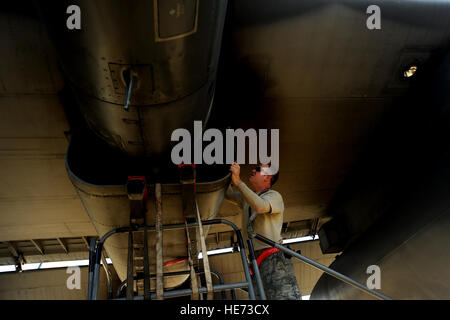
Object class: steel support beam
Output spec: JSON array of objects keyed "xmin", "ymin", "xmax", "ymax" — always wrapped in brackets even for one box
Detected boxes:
[
  {"xmin": 30, "ymin": 239, "xmax": 45, "ymax": 255},
  {"xmin": 57, "ymin": 238, "xmax": 68, "ymax": 254},
  {"xmin": 6, "ymin": 242, "xmax": 19, "ymax": 258},
  {"xmin": 81, "ymin": 236, "xmax": 90, "ymax": 250}
]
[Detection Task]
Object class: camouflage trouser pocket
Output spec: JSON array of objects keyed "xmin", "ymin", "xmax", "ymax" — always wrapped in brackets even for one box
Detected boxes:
[{"xmin": 252, "ymin": 251, "xmax": 302, "ymax": 300}]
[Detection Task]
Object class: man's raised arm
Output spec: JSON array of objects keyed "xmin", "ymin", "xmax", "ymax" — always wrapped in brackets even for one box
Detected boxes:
[
  {"xmin": 225, "ymin": 184, "xmax": 244, "ymax": 208},
  {"xmin": 235, "ymin": 182, "xmax": 271, "ymax": 214}
]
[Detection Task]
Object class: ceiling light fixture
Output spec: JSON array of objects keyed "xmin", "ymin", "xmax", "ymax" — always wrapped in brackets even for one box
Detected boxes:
[{"xmin": 404, "ymin": 65, "xmax": 418, "ymax": 78}]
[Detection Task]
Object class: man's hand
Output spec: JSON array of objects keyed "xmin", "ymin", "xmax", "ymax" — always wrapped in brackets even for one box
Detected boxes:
[{"xmin": 230, "ymin": 162, "xmax": 242, "ymax": 186}]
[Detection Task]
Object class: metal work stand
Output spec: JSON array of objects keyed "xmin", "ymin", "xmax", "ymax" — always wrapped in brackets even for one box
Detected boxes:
[
  {"xmin": 87, "ymin": 164, "xmax": 266, "ymax": 300},
  {"xmin": 247, "ymin": 238, "xmax": 267, "ymax": 299},
  {"xmin": 87, "ymin": 219, "xmax": 261, "ymax": 300}
]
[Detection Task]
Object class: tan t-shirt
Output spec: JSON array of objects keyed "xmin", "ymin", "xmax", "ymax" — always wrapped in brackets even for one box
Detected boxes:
[{"xmin": 226, "ymin": 183, "xmax": 284, "ymax": 250}]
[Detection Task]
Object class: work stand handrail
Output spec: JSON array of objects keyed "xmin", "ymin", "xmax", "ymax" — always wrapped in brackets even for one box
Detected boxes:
[
  {"xmin": 249, "ymin": 233, "xmax": 394, "ymax": 300},
  {"xmin": 88, "ymin": 219, "xmax": 260, "ymax": 300}
]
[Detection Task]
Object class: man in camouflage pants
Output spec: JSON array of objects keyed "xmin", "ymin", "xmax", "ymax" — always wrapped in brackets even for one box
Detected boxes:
[{"xmin": 226, "ymin": 162, "xmax": 301, "ymax": 300}]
